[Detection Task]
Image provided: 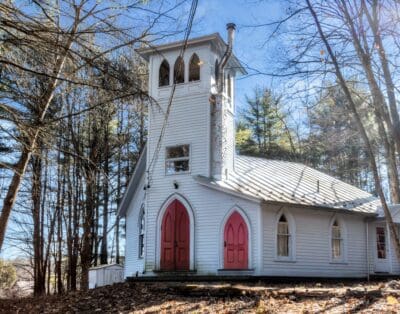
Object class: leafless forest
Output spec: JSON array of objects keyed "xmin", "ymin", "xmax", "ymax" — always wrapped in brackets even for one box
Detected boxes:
[{"xmin": 1, "ymin": 0, "xmax": 400, "ymax": 303}]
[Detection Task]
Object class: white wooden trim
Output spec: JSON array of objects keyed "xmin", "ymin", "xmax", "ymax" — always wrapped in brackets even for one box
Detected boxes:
[
  {"xmin": 257, "ymin": 204, "xmax": 263, "ymax": 274},
  {"xmin": 155, "ymin": 193, "xmax": 195, "ymax": 270},
  {"xmin": 218, "ymin": 206, "xmax": 252, "ymax": 269}
]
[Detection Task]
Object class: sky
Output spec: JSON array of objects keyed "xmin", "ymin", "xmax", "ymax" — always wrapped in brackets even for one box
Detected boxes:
[{"xmin": 176, "ymin": 0, "xmax": 287, "ymax": 113}]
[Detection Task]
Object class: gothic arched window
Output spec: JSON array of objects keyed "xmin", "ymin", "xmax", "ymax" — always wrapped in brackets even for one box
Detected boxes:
[
  {"xmin": 174, "ymin": 56, "xmax": 185, "ymax": 84},
  {"xmin": 277, "ymin": 215, "xmax": 290, "ymax": 257},
  {"xmin": 189, "ymin": 53, "xmax": 200, "ymax": 81},
  {"xmin": 138, "ymin": 207, "xmax": 145, "ymax": 258},
  {"xmin": 331, "ymin": 220, "xmax": 343, "ymax": 259},
  {"xmin": 159, "ymin": 60, "xmax": 170, "ymax": 87}
]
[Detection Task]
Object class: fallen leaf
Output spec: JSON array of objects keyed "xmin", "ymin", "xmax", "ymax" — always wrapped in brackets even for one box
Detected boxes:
[{"xmin": 387, "ymin": 295, "xmax": 398, "ymax": 305}]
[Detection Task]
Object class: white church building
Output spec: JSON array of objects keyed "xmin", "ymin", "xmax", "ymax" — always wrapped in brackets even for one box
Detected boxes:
[{"xmin": 117, "ymin": 24, "xmax": 400, "ymax": 279}]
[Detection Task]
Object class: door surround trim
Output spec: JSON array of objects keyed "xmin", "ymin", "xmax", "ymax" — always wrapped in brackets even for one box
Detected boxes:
[
  {"xmin": 219, "ymin": 206, "xmax": 252, "ymax": 270},
  {"xmin": 156, "ymin": 193, "xmax": 195, "ymax": 270}
]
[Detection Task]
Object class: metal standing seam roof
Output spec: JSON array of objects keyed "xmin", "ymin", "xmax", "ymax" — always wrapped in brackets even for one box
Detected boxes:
[
  {"xmin": 195, "ymin": 155, "xmax": 380, "ymax": 214},
  {"xmin": 377, "ymin": 204, "xmax": 400, "ymax": 222}
]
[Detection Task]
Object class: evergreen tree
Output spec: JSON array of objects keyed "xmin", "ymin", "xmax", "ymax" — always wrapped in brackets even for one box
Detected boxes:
[{"xmin": 238, "ymin": 87, "xmax": 295, "ymax": 159}]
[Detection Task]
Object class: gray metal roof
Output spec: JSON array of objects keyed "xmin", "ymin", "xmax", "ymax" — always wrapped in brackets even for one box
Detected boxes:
[
  {"xmin": 195, "ymin": 155, "xmax": 379, "ymax": 214},
  {"xmin": 377, "ymin": 204, "xmax": 400, "ymax": 222}
]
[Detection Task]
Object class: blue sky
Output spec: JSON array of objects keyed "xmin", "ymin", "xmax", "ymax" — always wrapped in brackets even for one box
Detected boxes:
[
  {"xmin": 188, "ymin": 0, "xmax": 286, "ymax": 112},
  {"xmin": 155, "ymin": 0, "xmax": 284, "ymax": 113}
]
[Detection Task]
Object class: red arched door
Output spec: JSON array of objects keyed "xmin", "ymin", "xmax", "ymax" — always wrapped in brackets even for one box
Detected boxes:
[
  {"xmin": 160, "ymin": 199, "xmax": 190, "ymax": 270},
  {"xmin": 224, "ymin": 211, "xmax": 248, "ymax": 269}
]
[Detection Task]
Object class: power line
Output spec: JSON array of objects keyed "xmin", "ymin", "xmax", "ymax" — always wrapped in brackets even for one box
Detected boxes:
[{"xmin": 146, "ymin": 0, "xmax": 198, "ymax": 186}]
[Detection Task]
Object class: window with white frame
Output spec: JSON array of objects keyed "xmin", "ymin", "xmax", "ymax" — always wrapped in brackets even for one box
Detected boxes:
[
  {"xmin": 138, "ymin": 207, "xmax": 145, "ymax": 258},
  {"xmin": 277, "ymin": 215, "xmax": 290, "ymax": 257},
  {"xmin": 331, "ymin": 220, "xmax": 343, "ymax": 259},
  {"xmin": 376, "ymin": 226, "xmax": 386, "ymax": 259},
  {"xmin": 165, "ymin": 145, "xmax": 190, "ymax": 175}
]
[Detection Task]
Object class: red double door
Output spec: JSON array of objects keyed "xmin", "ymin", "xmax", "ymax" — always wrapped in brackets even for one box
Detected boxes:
[
  {"xmin": 224, "ymin": 211, "xmax": 248, "ymax": 269},
  {"xmin": 160, "ymin": 200, "xmax": 190, "ymax": 270}
]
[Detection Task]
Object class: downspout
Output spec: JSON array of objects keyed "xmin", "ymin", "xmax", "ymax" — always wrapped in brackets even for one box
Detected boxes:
[{"xmin": 218, "ymin": 23, "xmax": 236, "ymax": 93}]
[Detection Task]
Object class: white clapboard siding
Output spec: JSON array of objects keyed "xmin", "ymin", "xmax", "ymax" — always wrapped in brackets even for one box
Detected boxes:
[
  {"xmin": 261, "ymin": 205, "xmax": 368, "ymax": 277},
  {"xmin": 124, "ymin": 172, "xmax": 146, "ymax": 278},
  {"xmin": 89, "ymin": 264, "xmax": 124, "ymax": 289},
  {"xmin": 120, "ymin": 33, "xmax": 400, "ymax": 279},
  {"xmin": 144, "ymin": 183, "xmax": 261, "ymax": 273}
]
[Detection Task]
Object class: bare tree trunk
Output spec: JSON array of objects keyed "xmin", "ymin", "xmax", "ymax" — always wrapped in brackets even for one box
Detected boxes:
[
  {"xmin": 362, "ymin": 0, "xmax": 400, "ymax": 152},
  {"xmin": 375, "ymin": 111, "xmax": 400, "ymax": 203},
  {"xmin": 100, "ymin": 125, "xmax": 110, "ymax": 265},
  {"xmin": 338, "ymin": 0, "xmax": 400, "ymax": 157},
  {"xmin": 0, "ymin": 15, "xmax": 79, "ymax": 250},
  {"xmin": 32, "ymin": 151, "xmax": 46, "ymax": 296},
  {"xmin": 306, "ymin": 0, "xmax": 400, "ymax": 260},
  {"xmin": 56, "ymin": 146, "xmax": 65, "ymax": 294}
]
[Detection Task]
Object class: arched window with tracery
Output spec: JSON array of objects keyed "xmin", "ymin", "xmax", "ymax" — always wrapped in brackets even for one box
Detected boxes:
[
  {"xmin": 174, "ymin": 56, "xmax": 185, "ymax": 84},
  {"xmin": 331, "ymin": 220, "xmax": 343, "ymax": 259},
  {"xmin": 277, "ymin": 215, "xmax": 290, "ymax": 257},
  {"xmin": 159, "ymin": 60, "xmax": 170, "ymax": 87},
  {"xmin": 215, "ymin": 59, "xmax": 219, "ymax": 80},
  {"xmin": 189, "ymin": 53, "xmax": 200, "ymax": 81}
]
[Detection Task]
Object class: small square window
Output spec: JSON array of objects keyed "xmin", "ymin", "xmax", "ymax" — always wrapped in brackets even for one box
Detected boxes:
[{"xmin": 165, "ymin": 145, "xmax": 190, "ymax": 175}]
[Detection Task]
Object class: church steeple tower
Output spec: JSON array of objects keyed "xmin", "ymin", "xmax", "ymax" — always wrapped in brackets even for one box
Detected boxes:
[{"xmin": 136, "ymin": 24, "xmax": 246, "ymax": 182}]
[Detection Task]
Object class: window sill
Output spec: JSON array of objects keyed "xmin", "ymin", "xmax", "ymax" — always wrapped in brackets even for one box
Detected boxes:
[
  {"xmin": 158, "ymin": 80, "xmax": 202, "ymax": 89},
  {"xmin": 329, "ymin": 261, "xmax": 348, "ymax": 265},
  {"xmin": 165, "ymin": 171, "xmax": 191, "ymax": 176},
  {"xmin": 274, "ymin": 258, "xmax": 296, "ymax": 263}
]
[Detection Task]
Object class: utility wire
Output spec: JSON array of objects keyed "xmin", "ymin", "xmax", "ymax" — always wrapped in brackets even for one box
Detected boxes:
[{"xmin": 146, "ymin": 0, "xmax": 198, "ymax": 186}]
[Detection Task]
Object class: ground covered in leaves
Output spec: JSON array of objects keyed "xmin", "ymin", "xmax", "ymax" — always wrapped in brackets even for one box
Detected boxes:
[{"xmin": 1, "ymin": 279, "xmax": 400, "ymax": 313}]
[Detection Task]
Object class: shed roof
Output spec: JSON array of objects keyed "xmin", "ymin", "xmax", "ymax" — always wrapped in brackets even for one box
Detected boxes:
[
  {"xmin": 195, "ymin": 155, "xmax": 379, "ymax": 215},
  {"xmin": 377, "ymin": 204, "xmax": 400, "ymax": 223}
]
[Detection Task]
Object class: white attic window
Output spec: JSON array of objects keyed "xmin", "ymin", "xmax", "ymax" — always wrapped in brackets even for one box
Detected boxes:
[{"xmin": 165, "ymin": 144, "xmax": 190, "ymax": 175}]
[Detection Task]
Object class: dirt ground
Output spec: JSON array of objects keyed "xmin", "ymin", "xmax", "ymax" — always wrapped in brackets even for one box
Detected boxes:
[{"xmin": 1, "ymin": 279, "xmax": 400, "ymax": 313}]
